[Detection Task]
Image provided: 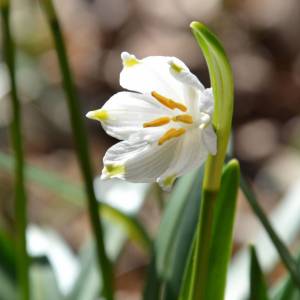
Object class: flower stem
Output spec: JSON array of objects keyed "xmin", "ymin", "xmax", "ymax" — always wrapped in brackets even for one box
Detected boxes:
[
  {"xmin": 189, "ymin": 189, "xmax": 218, "ymax": 300},
  {"xmin": 40, "ymin": 1, "xmax": 114, "ymax": 299},
  {"xmin": 1, "ymin": 1, "xmax": 30, "ymax": 300}
]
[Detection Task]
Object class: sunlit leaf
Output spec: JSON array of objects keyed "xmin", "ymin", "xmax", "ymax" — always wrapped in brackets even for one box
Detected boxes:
[{"xmin": 179, "ymin": 159, "xmax": 239, "ymax": 300}]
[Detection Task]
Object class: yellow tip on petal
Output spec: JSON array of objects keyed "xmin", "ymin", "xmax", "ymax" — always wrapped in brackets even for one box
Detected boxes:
[
  {"xmin": 86, "ymin": 109, "xmax": 109, "ymax": 121},
  {"xmin": 162, "ymin": 175, "xmax": 176, "ymax": 190},
  {"xmin": 103, "ymin": 164, "xmax": 125, "ymax": 178},
  {"xmin": 121, "ymin": 52, "xmax": 139, "ymax": 68},
  {"xmin": 170, "ymin": 62, "xmax": 184, "ymax": 73}
]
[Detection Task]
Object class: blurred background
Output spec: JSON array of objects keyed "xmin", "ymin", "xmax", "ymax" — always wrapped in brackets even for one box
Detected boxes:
[{"xmin": 1, "ymin": 0, "xmax": 300, "ymax": 299}]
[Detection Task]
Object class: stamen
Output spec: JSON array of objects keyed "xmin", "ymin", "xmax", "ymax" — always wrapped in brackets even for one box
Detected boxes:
[
  {"xmin": 151, "ymin": 91, "xmax": 187, "ymax": 112},
  {"xmin": 158, "ymin": 128, "xmax": 186, "ymax": 145},
  {"xmin": 172, "ymin": 114, "xmax": 193, "ymax": 124},
  {"xmin": 143, "ymin": 117, "xmax": 170, "ymax": 128}
]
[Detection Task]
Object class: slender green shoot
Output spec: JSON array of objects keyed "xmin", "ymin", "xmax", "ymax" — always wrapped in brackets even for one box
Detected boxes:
[
  {"xmin": 39, "ymin": 0, "xmax": 114, "ymax": 299},
  {"xmin": 188, "ymin": 22, "xmax": 234, "ymax": 300},
  {"xmin": 241, "ymin": 176, "xmax": 300, "ymax": 291},
  {"xmin": 0, "ymin": 1, "xmax": 30, "ymax": 299}
]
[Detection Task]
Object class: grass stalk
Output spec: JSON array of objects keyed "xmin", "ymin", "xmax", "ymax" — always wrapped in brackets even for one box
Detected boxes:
[
  {"xmin": 40, "ymin": 0, "xmax": 114, "ymax": 299},
  {"xmin": 0, "ymin": 1, "xmax": 30, "ymax": 299}
]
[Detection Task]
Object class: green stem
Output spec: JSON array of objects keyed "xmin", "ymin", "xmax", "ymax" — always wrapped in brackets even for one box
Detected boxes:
[
  {"xmin": 189, "ymin": 189, "xmax": 218, "ymax": 300},
  {"xmin": 0, "ymin": 1, "xmax": 30, "ymax": 300},
  {"xmin": 241, "ymin": 175, "xmax": 300, "ymax": 290},
  {"xmin": 40, "ymin": 1, "xmax": 114, "ymax": 299}
]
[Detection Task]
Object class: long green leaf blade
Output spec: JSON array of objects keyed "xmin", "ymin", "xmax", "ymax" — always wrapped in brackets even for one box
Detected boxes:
[
  {"xmin": 240, "ymin": 175, "xmax": 300, "ymax": 290},
  {"xmin": 0, "ymin": 2, "xmax": 30, "ymax": 299},
  {"xmin": 155, "ymin": 169, "xmax": 202, "ymax": 279},
  {"xmin": 190, "ymin": 21, "xmax": 233, "ymax": 190},
  {"xmin": 180, "ymin": 159, "xmax": 239, "ymax": 300},
  {"xmin": 203, "ymin": 159, "xmax": 240, "ymax": 300},
  {"xmin": 249, "ymin": 246, "xmax": 269, "ymax": 300},
  {"xmin": 188, "ymin": 22, "xmax": 234, "ymax": 300}
]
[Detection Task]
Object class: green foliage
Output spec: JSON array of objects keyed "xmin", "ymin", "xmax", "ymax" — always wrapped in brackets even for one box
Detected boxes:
[
  {"xmin": 249, "ymin": 246, "xmax": 269, "ymax": 300},
  {"xmin": 180, "ymin": 159, "xmax": 240, "ymax": 300},
  {"xmin": 143, "ymin": 168, "xmax": 203, "ymax": 300},
  {"xmin": 241, "ymin": 175, "xmax": 300, "ymax": 290},
  {"xmin": 190, "ymin": 21, "xmax": 234, "ymax": 190},
  {"xmin": 204, "ymin": 159, "xmax": 240, "ymax": 300},
  {"xmin": 188, "ymin": 21, "xmax": 235, "ymax": 300}
]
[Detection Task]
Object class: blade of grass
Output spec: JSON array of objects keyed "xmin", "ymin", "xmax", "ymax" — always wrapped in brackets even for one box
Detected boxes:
[
  {"xmin": 0, "ymin": 1, "xmax": 30, "ymax": 299},
  {"xmin": 240, "ymin": 175, "xmax": 300, "ymax": 291},
  {"xmin": 39, "ymin": 1, "xmax": 113, "ymax": 298},
  {"xmin": 249, "ymin": 245, "xmax": 269, "ymax": 300}
]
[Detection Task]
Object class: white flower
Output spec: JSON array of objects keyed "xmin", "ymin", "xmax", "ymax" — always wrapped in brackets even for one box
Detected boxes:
[{"xmin": 86, "ymin": 52, "xmax": 217, "ymax": 191}]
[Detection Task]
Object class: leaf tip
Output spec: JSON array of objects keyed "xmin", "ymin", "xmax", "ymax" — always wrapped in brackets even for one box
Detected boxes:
[{"xmin": 190, "ymin": 21, "xmax": 204, "ymax": 31}]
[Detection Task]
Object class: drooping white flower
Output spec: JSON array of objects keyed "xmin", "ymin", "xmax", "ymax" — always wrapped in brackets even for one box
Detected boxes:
[{"xmin": 86, "ymin": 52, "xmax": 217, "ymax": 191}]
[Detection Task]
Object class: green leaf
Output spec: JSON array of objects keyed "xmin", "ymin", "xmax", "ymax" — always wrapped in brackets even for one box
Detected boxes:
[
  {"xmin": 179, "ymin": 159, "xmax": 240, "ymax": 300},
  {"xmin": 272, "ymin": 249, "xmax": 300, "ymax": 300},
  {"xmin": 249, "ymin": 246, "xmax": 269, "ymax": 300},
  {"xmin": 0, "ymin": 229, "xmax": 16, "ymax": 281},
  {"xmin": 190, "ymin": 21, "xmax": 234, "ymax": 190},
  {"xmin": 163, "ymin": 170, "xmax": 203, "ymax": 300},
  {"xmin": 188, "ymin": 22, "xmax": 234, "ymax": 300},
  {"xmin": 202, "ymin": 159, "xmax": 240, "ymax": 300},
  {"xmin": 143, "ymin": 168, "xmax": 203, "ymax": 300},
  {"xmin": 240, "ymin": 175, "xmax": 300, "ymax": 290},
  {"xmin": 155, "ymin": 168, "xmax": 202, "ymax": 279}
]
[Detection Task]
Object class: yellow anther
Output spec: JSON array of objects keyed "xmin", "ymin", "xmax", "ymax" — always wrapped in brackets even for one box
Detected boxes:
[
  {"xmin": 86, "ymin": 109, "xmax": 109, "ymax": 121},
  {"xmin": 143, "ymin": 117, "xmax": 170, "ymax": 128},
  {"xmin": 158, "ymin": 128, "xmax": 186, "ymax": 145},
  {"xmin": 172, "ymin": 114, "xmax": 193, "ymax": 124},
  {"xmin": 151, "ymin": 91, "xmax": 187, "ymax": 112}
]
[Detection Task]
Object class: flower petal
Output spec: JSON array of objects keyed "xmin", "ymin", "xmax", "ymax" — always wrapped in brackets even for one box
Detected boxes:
[
  {"xmin": 202, "ymin": 124, "xmax": 217, "ymax": 155},
  {"xmin": 199, "ymin": 88, "xmax": 214, "ymax": 115},
  {"xmin": 86, "ymin": 92, "xmax": 173, "ymax": 140},
  {"xmin": 157, "ymin": 128, "xmax": 209, "ymax": 190},
  {"xmin": 120, "ymin": 52, "xmax": 187, "ymax": 101},
  {"xmin": 102, "ymin": 137, "xmax": 178, "ymax": 183},
  {"xmin": 169, "ymin": 59, "xmax": 205, "ymax": 92}
]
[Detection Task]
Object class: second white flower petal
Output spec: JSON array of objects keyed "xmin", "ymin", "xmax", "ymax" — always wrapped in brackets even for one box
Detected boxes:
[
  {"xmin": 102, "ymin": 138, "xmax": 178, "ymax": 182},
  {"xmin": 157, "ymin": 128, "xmax": 209, "ymax": 189}
]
